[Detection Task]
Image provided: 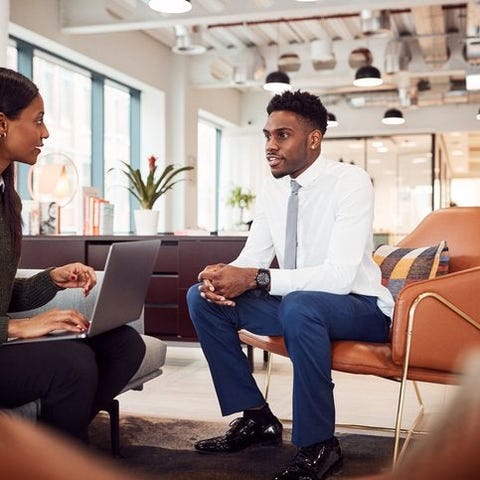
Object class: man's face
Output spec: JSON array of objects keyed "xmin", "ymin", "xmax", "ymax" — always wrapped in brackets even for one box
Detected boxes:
[{"xmin": 262, "ymin": 110, "xmax": 321, "ymax": 179}]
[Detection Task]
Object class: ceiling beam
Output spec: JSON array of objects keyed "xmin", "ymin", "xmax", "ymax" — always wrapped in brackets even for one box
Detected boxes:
[{"xmin": 411, "ymin": 5, "xmax": 448, "ymax": 65}]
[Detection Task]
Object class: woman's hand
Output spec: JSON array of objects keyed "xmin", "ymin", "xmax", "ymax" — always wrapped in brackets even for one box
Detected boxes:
[
  {"xmin": 50, "ymin": 263, "xmax": 97, "ymax": 296},
  {"xmin": 7, "ymin": 309, "xmax": 90, "ymax": 339}
]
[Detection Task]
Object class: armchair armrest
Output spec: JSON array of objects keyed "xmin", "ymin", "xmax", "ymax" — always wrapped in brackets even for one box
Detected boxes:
[{"xmin": 391, "ymin": 266, "xmax": 480, "ymax": 373}]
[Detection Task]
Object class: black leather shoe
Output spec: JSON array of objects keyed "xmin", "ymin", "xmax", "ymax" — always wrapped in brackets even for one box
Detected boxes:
[
  {"xmin": 272, "ymin": 437, "xmax": 343, "ymax": 480},
  {"xmin": 194, "ymin": 416, "xmax": 283, "ymax": 453}
]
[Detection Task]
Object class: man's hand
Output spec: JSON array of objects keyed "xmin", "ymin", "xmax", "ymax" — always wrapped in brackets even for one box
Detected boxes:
[
  {"xmin": 50, "ymin": 263, "xmax": 97, "ymax": 296},
  {"xmin": 198, "ymin": 263, "xmax": 257, "ymax": 306}
]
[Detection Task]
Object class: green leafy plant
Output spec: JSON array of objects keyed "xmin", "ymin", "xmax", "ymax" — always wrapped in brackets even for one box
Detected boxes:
[
  {"xmin": 120, "ymin": 155, "xmax": 193, "ymax": 209},
  {"xmin": 227, "ymin": 186, "xmax": 256, "ymax": 224}
]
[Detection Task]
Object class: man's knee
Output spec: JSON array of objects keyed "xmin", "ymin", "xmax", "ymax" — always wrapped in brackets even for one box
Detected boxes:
[{"xmin": 186, "ymin": 283, "xmax": 202, "ymax": 310}]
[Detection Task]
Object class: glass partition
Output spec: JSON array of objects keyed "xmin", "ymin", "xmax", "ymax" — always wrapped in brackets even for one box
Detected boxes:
[{"xmin": 322, "ymin": 134, "xmax": 437, "ymax": 244}]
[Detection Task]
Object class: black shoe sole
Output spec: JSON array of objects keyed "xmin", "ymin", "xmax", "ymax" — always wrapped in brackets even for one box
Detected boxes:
[{"xmin": 195, "ymin": 436, "xmax": 283, "ymax": 454}]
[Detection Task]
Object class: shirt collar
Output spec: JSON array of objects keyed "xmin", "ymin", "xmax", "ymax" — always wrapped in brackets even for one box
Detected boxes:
[
  {"xmin": 294, "ymin": 154, "xmax": 327, "ymax": 188},
  {"xmin": 0, "ymin": 175, "xmax": 4, "ymax": 193}
]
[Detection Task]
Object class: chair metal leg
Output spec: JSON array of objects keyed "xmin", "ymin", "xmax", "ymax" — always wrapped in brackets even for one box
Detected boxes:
[
  {"xmin": 392, "ymin": 290, "xmax": 477, "ymax": 466},
  {"xmin": 264, "ymin": 351, "xmax": 273, "ymax": 400}
]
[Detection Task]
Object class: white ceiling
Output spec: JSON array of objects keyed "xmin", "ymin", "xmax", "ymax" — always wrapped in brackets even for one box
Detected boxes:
[{"xmin": 59, "ymin": 0, "xmax": 480, "ymax": 172}]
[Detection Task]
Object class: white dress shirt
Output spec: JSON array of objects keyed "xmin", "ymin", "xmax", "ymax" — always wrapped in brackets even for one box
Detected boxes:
[{"xmin": 230, "ymin": 155, "xmax": 394, "ymax": 318}]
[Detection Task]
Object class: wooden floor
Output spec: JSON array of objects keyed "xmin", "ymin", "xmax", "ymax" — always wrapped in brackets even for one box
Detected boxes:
[{"xmin": 118, "ymin": 342, "xmax": 458, "ymax": 435}]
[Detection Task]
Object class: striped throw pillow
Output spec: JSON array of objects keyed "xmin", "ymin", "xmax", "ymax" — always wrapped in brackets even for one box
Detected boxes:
[{"xmin": 373, "ymin": 241, "xmax": 449, "ymax": 300}]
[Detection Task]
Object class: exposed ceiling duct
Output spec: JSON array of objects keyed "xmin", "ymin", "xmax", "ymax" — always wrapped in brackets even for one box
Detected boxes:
[
  {"xmin": 61, "ymin": 0, "xmax": 476, "ymax": 104},
  {"xmin": 384, "ymin": 39, "xmax": 411, "ymax": 74},
  {"xmin": 360, "ymin": 9, "xmax": 391, "ymax": 37},
  {"xmin": 172, "ymin": 25, "xmax": 206, "ymax": 55}
]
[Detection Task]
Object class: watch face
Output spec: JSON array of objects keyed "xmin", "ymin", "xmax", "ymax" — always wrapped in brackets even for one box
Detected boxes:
[{"xmin": 256, "ymin": 270, "xmax": 270, "ymax": 288}]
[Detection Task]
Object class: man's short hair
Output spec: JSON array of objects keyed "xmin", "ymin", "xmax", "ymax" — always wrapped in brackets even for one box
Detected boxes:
[{"xmin": 266, "ymin": 90, "xmax": 328, "ymax": 135}]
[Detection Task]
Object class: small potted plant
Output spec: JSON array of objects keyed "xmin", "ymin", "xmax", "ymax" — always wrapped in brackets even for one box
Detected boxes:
[
  {"xmin": 227, "ymin": 186, "xmax": 256, "ymax": 229},
  {"xmin": 120, "ymin": 155, "xmax": 193, "ymax": 234}
]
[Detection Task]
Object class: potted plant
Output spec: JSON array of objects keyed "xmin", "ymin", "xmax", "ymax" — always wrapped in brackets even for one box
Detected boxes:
[
  {"xmin": 227, "ymin": 186, "xmax": 256, "ymax": 228},
  {"xmin": 120, "ymin": 155, "xmax": 193, "ymax": 234}
]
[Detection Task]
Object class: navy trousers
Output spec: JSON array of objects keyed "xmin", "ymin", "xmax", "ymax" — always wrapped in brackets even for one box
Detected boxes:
[{"xmin": 187, "ymin": 286, "xmax": 390, "ymax": 447}]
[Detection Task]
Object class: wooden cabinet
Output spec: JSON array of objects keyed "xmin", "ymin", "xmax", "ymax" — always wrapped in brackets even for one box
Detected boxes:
[{"xmin": 20, "ymin": 235, "xmax": 246, "ymax": 341}]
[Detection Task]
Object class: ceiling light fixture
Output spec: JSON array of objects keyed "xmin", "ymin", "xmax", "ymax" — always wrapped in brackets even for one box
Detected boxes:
[
  {"xmin": 148, "ymin": 0, "xmax": 192, "ymax": 14},
  {"xmin": 327, "ymin": 112, "xmax": 338, "ymax": 128},
  {"xmin": 382, "ymin": 108, "xmax": 405, "ymax": 125},
  {"xmin": 263, "ymin": 71, "xmax": 292, "ymax": 94},
  {"xmin": 353, "ymin": 65, "xmax": 383, "ymax": 87}
]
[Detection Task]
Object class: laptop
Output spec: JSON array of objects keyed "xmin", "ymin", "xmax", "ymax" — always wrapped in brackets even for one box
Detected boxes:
[{"xmin": 6, "ymin": 239, "xmax": 161, "ymax": 345}]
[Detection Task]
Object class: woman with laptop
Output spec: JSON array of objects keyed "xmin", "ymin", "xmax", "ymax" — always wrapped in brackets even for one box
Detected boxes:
[{"xmin": 0, "ymin": 67, "xmax": 146, "ymax": 442}]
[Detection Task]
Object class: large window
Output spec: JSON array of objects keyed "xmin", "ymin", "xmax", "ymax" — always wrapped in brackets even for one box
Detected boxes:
[
  {"xmin": 196, "ymin": 118, "xmax": 220, "ymax": 233},
  {"xmin": 10, "ymin": 38, "xmax": 140, "ymax": 234},
  {"xmin": 33, "ymin": 52, "xmax": 92, "ymax": 233}
]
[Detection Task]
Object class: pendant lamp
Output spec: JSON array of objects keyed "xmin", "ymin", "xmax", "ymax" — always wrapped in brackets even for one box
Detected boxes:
[
  {"xmin": 382, "ymin": 108, "xmax": 405, "ymax": 125},
  {"xmin": 263, "ymin": 71, "xmax": 292, "ymax": 94},
  {"xmin": 353, "ymin": 65, "xmax": 383, "ymax": 87},
  {"xmin": 148, "ymin": 0, "xmax": 192, "ymax": 14}
]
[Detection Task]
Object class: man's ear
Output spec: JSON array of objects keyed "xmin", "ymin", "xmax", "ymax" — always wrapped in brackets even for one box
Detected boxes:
[
  {"xmin": 309, "ymin": 130, "xmax": 322, "ymax": 150},
  {"xmin": 0, "ymin": 112, "xmax": 8, "ymax": 135}
]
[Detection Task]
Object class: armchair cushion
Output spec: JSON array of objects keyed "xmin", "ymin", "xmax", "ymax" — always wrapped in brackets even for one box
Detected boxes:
[{"xmin": 373, "ymin": 241, "xmax": 449, "ymax": 300}]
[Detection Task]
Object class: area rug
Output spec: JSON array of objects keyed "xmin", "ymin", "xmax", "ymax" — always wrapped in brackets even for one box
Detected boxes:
[{"xmin": 89, "ymin": 413, "xmax": 394, "ymax": 480}]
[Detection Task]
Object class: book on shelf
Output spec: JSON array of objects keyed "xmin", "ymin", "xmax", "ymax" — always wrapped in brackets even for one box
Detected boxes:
[
  {"xmin": 77, "ymin": 187, "xmax": 114, "ymax": 235},
  {"xmin": 77, "ymin": 186, "xmax": 100, "ymax": 235}
]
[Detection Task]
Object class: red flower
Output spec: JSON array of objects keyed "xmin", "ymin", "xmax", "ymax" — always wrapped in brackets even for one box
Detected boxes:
[{"xmin": 148, "ymin": 155, "xmax": 156, "ymax": 172}]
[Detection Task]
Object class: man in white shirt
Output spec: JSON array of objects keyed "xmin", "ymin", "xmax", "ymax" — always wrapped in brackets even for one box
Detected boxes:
[{"xmin": 187, "ymin": 90, "xmax": 394, "ymax": 480}]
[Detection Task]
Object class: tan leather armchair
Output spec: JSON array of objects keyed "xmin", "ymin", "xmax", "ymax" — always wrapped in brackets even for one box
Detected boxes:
[{"xmin": 239, "ymin": 207, "xmax": 480, "ymax": 464}]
